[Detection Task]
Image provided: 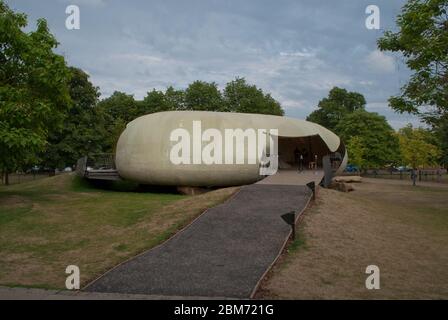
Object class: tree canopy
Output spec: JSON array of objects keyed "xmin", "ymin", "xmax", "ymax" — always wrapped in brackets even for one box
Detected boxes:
[
  {"xmin": 0, "ymin": 1, "xmax": 71, "ymax": 182},
  {"xmin": 378, "ymin": 0, "xmax": 448, "ymax": 119},
  {"xmin": 223, "ymin": 77, "xmax": 284, "ymax": 115},
  {"xmin": 306, "ymin": 87, "xmax": 365, "ymax": 133},
  {"xmin": 378, "ymin": 0, "xmax": 448, "ymax": 166},
  {"xmin": 42, "ymin": 67, "xmax": 104, "ymax": 169},
  {"xmin": 184, "ymin": 81, "xmax": 223, "ymax": 111},
  {"xmin": 396, "ymin": 124, "xmax": 441, "ymax": 168},
  {"xmin": 336, "ymin": 110, "xmax": 400, "ymax": 168},
  {"xmin": 96, "ymin": 91, "xmax": 139, "ymax": 152}
]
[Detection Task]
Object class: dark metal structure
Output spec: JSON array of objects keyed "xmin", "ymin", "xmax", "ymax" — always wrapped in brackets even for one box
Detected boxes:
[
  {"xmin": 281, "ymin": 211, "xmax": 297, "ymax": 240},
  {"xmin": 76, "ymin": 154, "xmax": 121, "ymax": 181}
]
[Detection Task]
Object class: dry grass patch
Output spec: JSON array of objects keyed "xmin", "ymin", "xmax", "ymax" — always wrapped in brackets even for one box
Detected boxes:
[{"xmin": 258, "ymin": 178, "xmax": 448, "ymax": 299}]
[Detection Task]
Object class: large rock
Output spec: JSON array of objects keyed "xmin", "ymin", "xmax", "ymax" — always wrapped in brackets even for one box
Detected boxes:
[
  {"xmin": 329, "ymin": 181, "xmax": 354, "ymax": 192},
  {"xmin": 333, "ymin": 176, "xmax": 362, "ymax": 183}
]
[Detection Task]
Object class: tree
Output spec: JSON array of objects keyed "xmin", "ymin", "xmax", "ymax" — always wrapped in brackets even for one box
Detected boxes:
[
  {"xmin": 397, "ymin": 124, "xmax": 441, "ymax": 168},
  {"xmin": 223, "ymin": 77, "xmax": 284, "ymax": 115},
  {"xmin": 377, "ymin": 0, "xmax": 448, "ymax": 122},
  {"xmin": 306, "ymin": 87, "xmax": 366, "ymax": 133},
  {"xmin": 97, "ymin": 91, "xmax": 138, "ymax": 152},
  {"xmin": 432, "ymin": 114, "xmax": 448, "ymax": 165},
  {"xmin": 165, "ymin": 86, "xmax": 185, "ymax": 111},
  {"xmin": 138, "ymin": 89, "xmax": 169, "ymax": 116},
  {"xmin": 0, "ymin": 2, "xmax": 71, "ymax": 184},
  {"xmin": 335, "ymin": 110, "xmax": 400, "ymax": 168},
  {"xmin": 184, "ymin": 80, "xmax": 223, "ymax": 111},
  {"xmin": 42, "ymin": 67, "xmax": 104, "ymax": 169},
  {"xmin": 97, "ymin": 91, "xmax": 137, "ymax": 123},
  {"xmin": 346, "ymin": 136, "xmax": 367, "ymax": 169}
]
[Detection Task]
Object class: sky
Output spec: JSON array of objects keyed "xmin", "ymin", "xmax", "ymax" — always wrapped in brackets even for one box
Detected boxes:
[{"xmin": 7, "ymin": 0, "xmax": 423, "ymax": 129}]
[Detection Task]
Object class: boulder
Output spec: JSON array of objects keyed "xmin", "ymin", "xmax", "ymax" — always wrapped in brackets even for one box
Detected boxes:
[
  {"xmin": 329, "ymin": 181, "xmax": 354, "ymax": 192},
  {"xmin": 333, "ymin": 176, "xmax": 362, "ymax": 183}
]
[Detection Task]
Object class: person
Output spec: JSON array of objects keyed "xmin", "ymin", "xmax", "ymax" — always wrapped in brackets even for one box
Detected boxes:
[
  {"xmin": 302, "ymin": 148, "xmax": 309, "ymax": 166},
  {"xmin": 294, "ymin": 147, "xmax": 300, "ymax": 165}
]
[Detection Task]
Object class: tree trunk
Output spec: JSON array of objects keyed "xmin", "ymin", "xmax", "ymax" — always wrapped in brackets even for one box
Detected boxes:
[{"xmin": 4, "ymin": 171, "xmax": 9, "ymax": 185}]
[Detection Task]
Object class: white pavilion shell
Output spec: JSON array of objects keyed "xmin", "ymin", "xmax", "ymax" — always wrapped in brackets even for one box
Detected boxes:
[{"xmin": 115, "ymin": 111, "xmax": 347, "ymax": 186}]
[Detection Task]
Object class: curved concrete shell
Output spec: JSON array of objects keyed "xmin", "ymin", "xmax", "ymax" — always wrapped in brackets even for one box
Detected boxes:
[{"xmin": 115, "ymin": 111, "xmax": 346, "ymax": 186}]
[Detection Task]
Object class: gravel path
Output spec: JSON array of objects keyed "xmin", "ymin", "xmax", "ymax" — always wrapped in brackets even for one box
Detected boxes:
[{"xmin": 85, "ymin": 184, "xmax": 312, "ymax": 298}]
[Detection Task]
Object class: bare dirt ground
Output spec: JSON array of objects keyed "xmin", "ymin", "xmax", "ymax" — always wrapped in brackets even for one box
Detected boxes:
[{"xmin": 258, "ymin": 178, "xmax": 448, "ymax": 299}]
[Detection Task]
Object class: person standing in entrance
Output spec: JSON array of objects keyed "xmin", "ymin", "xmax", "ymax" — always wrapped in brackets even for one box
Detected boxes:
[
  {"xmin": 299, "ymin": 154, "xmax": 304, "ymax": 172},
  {"xmin": 294, "ymin": 147, "xmax": 300, "ymax": 165}
]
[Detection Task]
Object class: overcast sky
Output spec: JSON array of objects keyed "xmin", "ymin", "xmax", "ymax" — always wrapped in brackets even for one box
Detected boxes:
[{"xmin": 8, "ymin": 0, "xmax": 422, "ymax": 129}]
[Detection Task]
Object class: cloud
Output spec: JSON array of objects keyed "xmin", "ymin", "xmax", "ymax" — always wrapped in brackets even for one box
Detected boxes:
[
  {"xmin": 366, "ymin": 102, "xmax": 424, "ymax": 129},
  {"xmin": 112, "ymin": 53, "xmax": 164, "ymax": 64},
  {"xmin": 365, "ymin": 50, "xmax": 396, "ymax": 73},
  {"xmin": 9, "ymin": 0, "xmax": 414, "ymax": 125},
  {"xmin": 58, "ymin": 0, "xmax": 106, "ymax": 7},
  {"xmin": 279, "ymin": 50, "xmax": 315, "ymax": 58}
]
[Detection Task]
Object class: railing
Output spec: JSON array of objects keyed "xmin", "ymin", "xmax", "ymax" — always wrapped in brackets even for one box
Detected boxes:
[
  {"xmin": 76, "ymin": 153, "xmax": 117, "ymax": 178},
  {"xmin": 361, "ymin": 169, "xmax": 448, "ymax": 183},
  {"xmin": 85, "ymin": 153, "xmax": 116, "ymax": 170}
]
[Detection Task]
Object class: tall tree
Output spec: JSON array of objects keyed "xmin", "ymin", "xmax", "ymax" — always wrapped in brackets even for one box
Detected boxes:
[
  {"xmin": 138, "ymin": 89, "xmax": 169, "ymax": 115},
  {"xmin": 165, "ymin": 86, "xmax": 185, "ymax": 111},
  {"xmin": 397, "ymin": 124, "xmax": 441, "ymax": 168},
  {"xmin": 0, "ymin": 2, "xmax": 71, "ymax": 183},
  {"xmin": 378, "ymin": 0, "xmax": 448, "ymax": 120},
  {"xmin": 97, "ymin": 91, "xmax": 137, "ymax": 123},
  {"xmin": 184, "ymin": 81, "xmax": 223, "ymax": 111},
  {"xmin": 306, "ymin": 87, "xmax": 366, "ymax": 133},
  {"xmin": 335, "ymin": 110, "xmax": 400, "ymax": 168},
  {"xmin": 346, "ymin": 136, "xmax": 367, "ymax": 169},
  {"xmin": 97, "ymin": 91, "xmax": 138, "ymax": 152},
  {"xmin": 42, "ymin": 67, "xmax": 104, "ymax": 169},
  {"xmin": 223, "ymin": 77, "xmax": 284, "ymax": 115},
  {"xmin": 378, "ymin": 0, "xmax": 448, "ymax": 166},
  {"xmin": 433, "ymin": 114, "xmax": 448, "ymax": 165}
]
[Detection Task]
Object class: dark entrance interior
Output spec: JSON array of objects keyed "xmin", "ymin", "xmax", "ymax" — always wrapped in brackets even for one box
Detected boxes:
[{"xmin": 277, "ymin": 135, "xmax": 331, "ymax": 169}]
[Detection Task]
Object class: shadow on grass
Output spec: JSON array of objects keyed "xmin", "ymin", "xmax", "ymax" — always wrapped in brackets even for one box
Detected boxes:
[{"xmin": 71, "ymin": 176, "xmax": 180, "ymax": 194}]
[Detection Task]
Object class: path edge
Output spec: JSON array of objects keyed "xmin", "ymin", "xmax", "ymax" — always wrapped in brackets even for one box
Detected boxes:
[{"xmin": 249, "ymin": 187, "xmax": 314, "ymax": 299}]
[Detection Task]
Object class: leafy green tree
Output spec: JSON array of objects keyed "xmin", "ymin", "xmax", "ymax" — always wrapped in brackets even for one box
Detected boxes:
[
  {"xmin": 378, "ymin": 0, "xmax": 448, "ymax": 120},
  {"xmin": 184, "ymin": 81, "xmax": 223, "ymax": 111},
  {"xmin": 336, "ymin": 110, "xmax": 400, "ymax": 168},
  {"xmin": 307, "ymin": 87, "xmax": 366, "ymax": 133},
  {"xmin": 346, "ymin": 136, "xmax": 367, "ymax": 169},
  {"xmin": 42, "ymin": 67, "xmax": 104, "ymax": 169},
  {"xmin": 97, "ymin": 91, "xmax": 138, "ymax": 152},
  {"xmin": 106, "ymin": 118, "xmax": 127, "ymax": 153},
  {"xmin": 0, "ymin": 2, "xmax": 71, "ymax": 184},
  {"xmin": 378, "ymin": 0, "xmax": 448, "ymax": 166},
  {"xmin": 165, "ymin": 86, "xmax": 185, "ymax": 111},
  {"xmin": 432, "ymin": 114, "xmax": 448, "ymax": 165},
  {"xmin": 397, "ymin": 124, "xmax": 441, "ymax": 168},
  {"xmin": 138, "ymin": 89, "xmax": 169, "ymax": 115},
  {"xmin": 223, "ymin": 77, "xmax": 284, "ymax": 115},
  {"xmin": 97, "ymin": 91, "xmax": 137, "ymax": 123}
]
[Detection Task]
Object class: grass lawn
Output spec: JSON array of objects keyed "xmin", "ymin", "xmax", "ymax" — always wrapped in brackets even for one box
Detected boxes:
[
  {"xmin": 258, "ymin": 178, "xmax": 448, "ymax": 299},
  {"xmin": 0, "ymin": 174, "xmax": 238, "ymax": 289}
]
